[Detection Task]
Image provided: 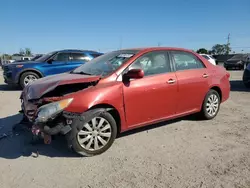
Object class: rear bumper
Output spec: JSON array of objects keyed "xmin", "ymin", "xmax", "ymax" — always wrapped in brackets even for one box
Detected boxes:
[
  {"xmin": 220, "ymin": 75, "xmax": 230, "ymax": 103},
  {"xmin": 221, "ymin": 84, "xmax": 230, "ymax": 103}
]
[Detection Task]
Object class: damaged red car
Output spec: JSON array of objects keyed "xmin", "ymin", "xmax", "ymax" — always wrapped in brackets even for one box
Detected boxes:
[{"xmin": 20, "ymin": 47, "xmax": 230, "ymax": 156}]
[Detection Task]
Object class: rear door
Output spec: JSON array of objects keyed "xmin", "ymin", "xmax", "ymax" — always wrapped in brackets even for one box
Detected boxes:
[
  {"xmin": 170, "ymin": 50, "xmax": 210, "ymax": 114},
  {"xmin": 43, "ymin": 52, "xmax": 71, "ymax": 76}
]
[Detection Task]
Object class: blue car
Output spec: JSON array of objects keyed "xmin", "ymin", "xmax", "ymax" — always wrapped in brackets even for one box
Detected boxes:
[{"xmin": 3, "ymin": 49, "xmax": 103, "ymax": 88}]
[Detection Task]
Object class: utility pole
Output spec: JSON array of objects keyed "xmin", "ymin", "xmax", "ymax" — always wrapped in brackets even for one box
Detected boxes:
[
  {"xmin": 226, "ymin": 33, "xmax": 230, "ymax": 55},
  {"xmin": 227, "ymin": 33, "xmax": 230, "ymax": 45}
]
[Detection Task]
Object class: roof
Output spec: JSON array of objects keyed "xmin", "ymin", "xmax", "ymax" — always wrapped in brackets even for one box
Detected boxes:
[
  {"xmin": 58, "ymin": 49, "xmax": 102, "ymax": 53},
  {"xmin": 119, "ymin": 47, "xmax": 195, "ymax": 53}
]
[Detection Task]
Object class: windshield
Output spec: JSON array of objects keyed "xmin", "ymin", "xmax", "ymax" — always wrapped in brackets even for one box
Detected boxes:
[
  {"xmin": 72, "ymin": 50, "xmax": 139, "ymax": 76},
  {"xmin": 31, "ymin": 55, "xmax": 43, "ymax": 61},
  {"xmin": 35, "ymin": 51, "xmax": 56, "ymax": 62}
]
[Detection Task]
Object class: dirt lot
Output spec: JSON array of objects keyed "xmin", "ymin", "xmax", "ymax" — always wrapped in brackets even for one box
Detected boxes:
[{"xmin": 0, "ymin": 69, "xmax": 249, "ymax": 188}]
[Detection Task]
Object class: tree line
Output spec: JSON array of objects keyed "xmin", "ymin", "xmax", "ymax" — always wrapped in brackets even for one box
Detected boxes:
[
  {"xmin": 1, "ymin": 48, "xmax": 32, "ymax": 60},
  {"xmin": 196, "ymin": 43, "xmax": 232, "ymax": 55},
  {"xmin": 0, "ymin": 43, "xmax": 239, "ymax": 60}
]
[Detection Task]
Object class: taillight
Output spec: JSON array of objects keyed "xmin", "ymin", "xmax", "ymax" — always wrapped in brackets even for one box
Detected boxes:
[{"xmin": 226, "ymin": 72, "xmax": 230, "ymax": 78}]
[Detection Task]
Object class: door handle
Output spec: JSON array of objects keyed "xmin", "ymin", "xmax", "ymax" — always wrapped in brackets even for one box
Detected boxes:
[
  {"xmin": 167, "ymin": 79, "xmax": 176, "ymax": 84},
  {"xmin": 203, "ymin": 73, "xmax": 209, "ymax": 78}
]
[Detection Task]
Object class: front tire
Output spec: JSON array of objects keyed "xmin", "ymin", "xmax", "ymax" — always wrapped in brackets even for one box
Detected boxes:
[
  {"xmin": 67, "ymin": 110, "xmax": 117, "ymax": 157},
  {"xmin": 20, "ymin": 71, "xmax": 39, "ymax": 88},
  {"xmin": 200, "ymin": 89, "xmax": 221, "ymax": 120}
]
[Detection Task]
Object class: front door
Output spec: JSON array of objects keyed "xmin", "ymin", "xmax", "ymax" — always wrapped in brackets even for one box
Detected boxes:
[
  {"xmin": 43, "ymin": 52, "xmax": 70, "ymax": 76},
  {"xmin": 122, "ymin": 50, "xmax": 178, "ymax": 128},
  {"xmin": 170, "ymin": 50, "xmax": 210, "ymax": 114}
]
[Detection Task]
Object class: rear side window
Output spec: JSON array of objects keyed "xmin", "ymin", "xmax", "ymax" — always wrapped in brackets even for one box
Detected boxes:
[
  {"xmin": 71, "ymin": 53, "xmax": 91, "ymax": 62},
  {"xmin": 172, "ymin": 51, "xmax": 205, "ymax": 71}
]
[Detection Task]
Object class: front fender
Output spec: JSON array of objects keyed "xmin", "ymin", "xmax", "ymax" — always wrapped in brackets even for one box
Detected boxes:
[
  {"xmin": 64, "ymin": 82, "xmax": 124, "ymax": 114},
  {"xmin": 63, "ymin": 82, "xmax": 126, "ymax": 130}
]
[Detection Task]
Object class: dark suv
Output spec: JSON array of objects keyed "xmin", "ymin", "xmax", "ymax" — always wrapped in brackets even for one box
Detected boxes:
[{"xmin": 224, "ymin": 54, "xmax": 250, "ymax": 70}]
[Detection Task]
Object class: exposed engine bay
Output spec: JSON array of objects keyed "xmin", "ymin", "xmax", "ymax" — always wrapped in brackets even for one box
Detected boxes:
[{"xmin": 19, "ymin": 78, "xmax": 100, "ymax": 144}]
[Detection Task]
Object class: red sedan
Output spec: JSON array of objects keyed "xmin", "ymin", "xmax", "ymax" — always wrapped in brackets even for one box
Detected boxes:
[{"xmin": 20, "ymin": 47, "xmax": 230, "ymax": 156}]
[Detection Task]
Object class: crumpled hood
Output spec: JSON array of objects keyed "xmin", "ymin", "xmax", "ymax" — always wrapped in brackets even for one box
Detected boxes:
[{"xmin": 23, "ymin": 73, "xmax": 101, "ymax": 100}]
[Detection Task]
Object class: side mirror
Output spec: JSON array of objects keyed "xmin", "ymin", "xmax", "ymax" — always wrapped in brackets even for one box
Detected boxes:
[
  {"xmin": 47, "ymin": 59, "xmax": 54, "ymax": 64},
  {"xmin": 123, "ymin": 69, "xmax": 144, "ymax": 81}
]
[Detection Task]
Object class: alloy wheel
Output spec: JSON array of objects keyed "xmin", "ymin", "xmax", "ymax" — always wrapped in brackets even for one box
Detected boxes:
[
  {"xmin": 206, "ymin": 94, "xmax": 219, "ymax": 117},
  {"xmin": 23, "ymin": 75, "xmax": 37, "ymax": 86},
  {"xmin": 77, "ymin": 117, "xmax": 112, "ymax": 151}
]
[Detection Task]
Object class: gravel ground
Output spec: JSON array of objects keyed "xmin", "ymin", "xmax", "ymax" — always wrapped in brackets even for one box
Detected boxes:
[{"xmin": 0, "ymin": 69, "xmax": 249, "ymax": 188}]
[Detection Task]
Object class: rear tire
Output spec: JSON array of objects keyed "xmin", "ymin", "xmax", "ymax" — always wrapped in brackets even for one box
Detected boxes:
[
  {"xmin": 199, "ymin": 89, "xmax": 221, "ymax": 120},
  {"xmin": 20, "ymin": 71, "xmax": 39, "ymax": 89},
  {"xmin": 66, "ymin": 110, "xmax": 117, "ymax": 157}
]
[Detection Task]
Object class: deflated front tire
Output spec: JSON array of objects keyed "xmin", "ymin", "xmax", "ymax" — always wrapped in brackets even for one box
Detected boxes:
[{"xmin": 66, "ymin": 109, "xmax": 117, "ymax": 157}]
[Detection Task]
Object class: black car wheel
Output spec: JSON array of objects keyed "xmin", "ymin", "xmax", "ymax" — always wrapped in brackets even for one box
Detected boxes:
[
  {"xmin": 20, "ymin": 71, "xmax": 40, "ymax": 88},
  {"xmin": 66, "ymin": 109, "xmax": 117, "ymax": 157}
]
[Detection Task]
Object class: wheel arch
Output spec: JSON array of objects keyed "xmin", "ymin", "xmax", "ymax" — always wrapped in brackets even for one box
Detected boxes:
[
  {"xmin": 199, "ymin": 85, "xmax": 223, "ymax": 111},
  {"xmin": 89, "ymin": 104, "xmax": 121, "ymax": 133},
  {"xmin": 17, "ymin": 68, "xmax": 43, "ymax": 84},
  {"xmin": 209, "ymin": 86, "xmax": 222, "ymax": 101}
]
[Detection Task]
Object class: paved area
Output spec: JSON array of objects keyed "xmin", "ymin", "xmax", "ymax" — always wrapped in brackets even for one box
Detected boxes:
[{"xmin": 0, "ymin": 69, "xmax": 249, "ymax": 188}]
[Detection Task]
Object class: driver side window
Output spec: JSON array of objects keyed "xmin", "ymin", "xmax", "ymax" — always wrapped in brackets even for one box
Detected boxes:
[
  {"xmin": 53, "ymin": 53, "xmax": 70, "ymax": 62},
  {"xmin": 129, "ymin": 51, "xmax": 171, "ymax": 77}
]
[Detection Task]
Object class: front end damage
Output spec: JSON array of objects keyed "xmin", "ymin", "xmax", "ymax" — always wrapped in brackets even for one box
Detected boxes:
[{"xmin": 19, "ymin": 80, "xmax": 99, "ymax": 144}]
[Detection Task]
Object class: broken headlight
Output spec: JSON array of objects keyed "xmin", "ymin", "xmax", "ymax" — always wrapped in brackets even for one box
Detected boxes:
[{"xmin": 35, "ymin": 98, "xmax": 73, "ymax": 123}]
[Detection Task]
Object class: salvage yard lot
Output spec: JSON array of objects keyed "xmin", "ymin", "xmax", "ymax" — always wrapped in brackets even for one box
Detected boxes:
[{"xmin": 0, "ymin": 69, "xmax": 249, "ymax": 188}]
